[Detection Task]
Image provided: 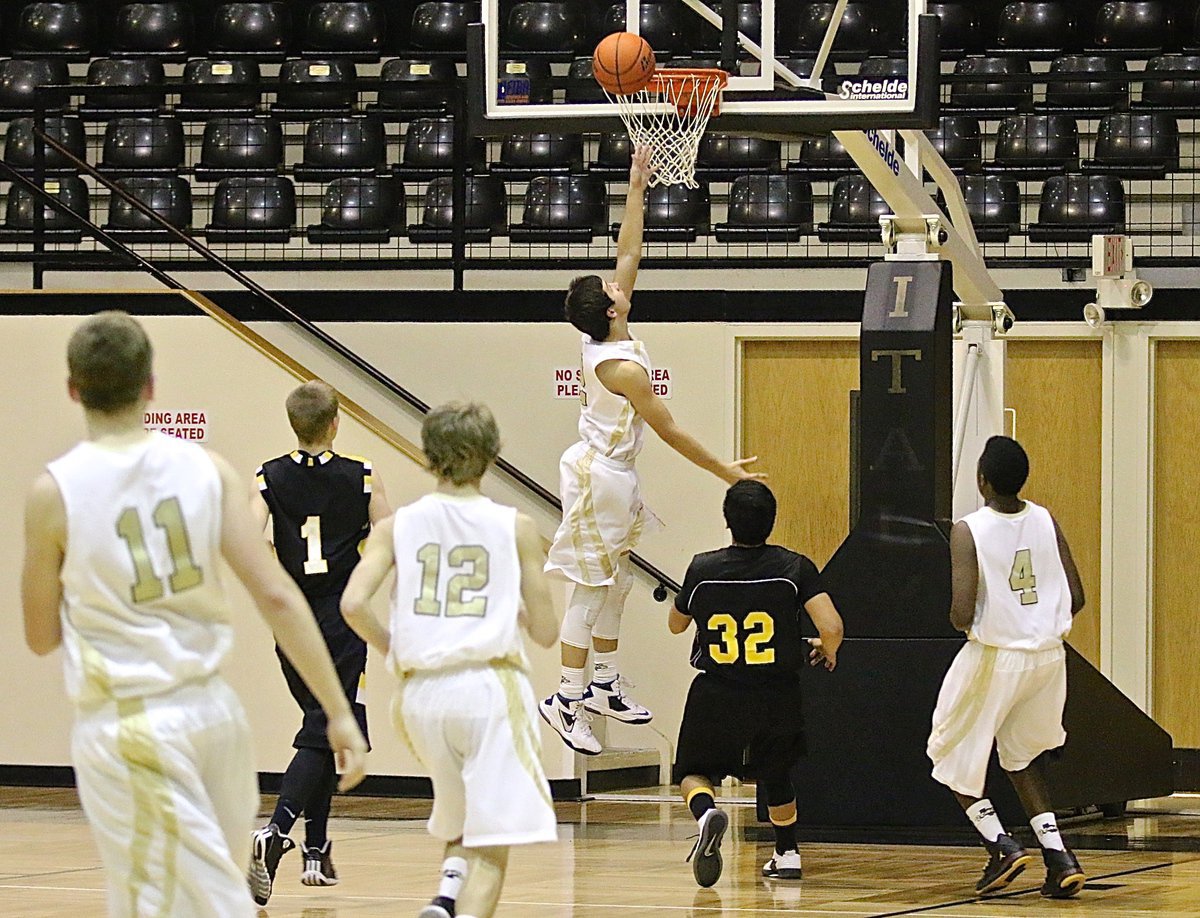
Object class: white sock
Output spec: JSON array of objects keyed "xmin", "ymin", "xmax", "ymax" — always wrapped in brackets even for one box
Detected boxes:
[
  {"xmin": 1031, "ymin": 812, "xmax": 1066, "ymax": 851},
  {"xmin": 966, "ymin": 799, "xmax": 1006, "ymax": 843},
  {"xmin": 593, "ymin": 651, "xmax": 619, "ymax": 684},
  {"xmin": 436, "ymin": 856, "xmax": 467, "ymax": 900},
  {"xmin": 558, "ymin": 665, "xmax": 586, "ymax": 700}
]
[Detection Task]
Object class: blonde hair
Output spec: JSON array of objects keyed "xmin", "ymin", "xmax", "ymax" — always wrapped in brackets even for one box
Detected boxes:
[
  {"xmin": 422, "ymin": 402, "xmax": 501, "ymax": 485},
  {"xmin": 286, "ymin": 380, "xmax": 339, "ymax": 444},
  {"xmin": 67, "ymin": 311, "xmax": 153, "ymax": 412}
]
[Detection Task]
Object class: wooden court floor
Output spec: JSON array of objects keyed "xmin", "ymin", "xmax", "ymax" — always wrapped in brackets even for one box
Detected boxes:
[{"xmin": 0, "ymin": 787, "xmax": 1198, "ymax": 917}]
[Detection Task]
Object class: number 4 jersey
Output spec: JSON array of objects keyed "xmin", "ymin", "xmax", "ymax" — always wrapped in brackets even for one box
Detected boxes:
[
  {"xmin": 961, "ymin": 501, "xmax": 1072, "ymax": 651},
  {"xmin": 389, "ymin": 493, "xmax": 525, "ymax": 674},
  {"xmin": 47, "ymin": 432, "xmax": 232, "ymax": 706},
  {"xmin": 676, "ymin": 545, "xmax": 825, "ymax": 687}
]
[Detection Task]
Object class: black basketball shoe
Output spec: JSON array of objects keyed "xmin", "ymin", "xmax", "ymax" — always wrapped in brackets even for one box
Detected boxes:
[
  {"xmin": 975, "ymin": 834, "xmax": 1033, "ymax": 895},
  {"xmin": 686, "ymin": 808, "xmax": 729, "ymax": 888},
  {"xmin": 248, "ymin": 823, "xmax": 295, "ymax": 906},
  {"xmin": 1041, "ymin": 847, "xmax": 1086, "ymax": 899}
]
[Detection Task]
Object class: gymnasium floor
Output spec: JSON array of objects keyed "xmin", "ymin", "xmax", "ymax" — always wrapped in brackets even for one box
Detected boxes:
[{"xmin": 1, "ymin": 786, "xmax": 1197, "ymax": 917}]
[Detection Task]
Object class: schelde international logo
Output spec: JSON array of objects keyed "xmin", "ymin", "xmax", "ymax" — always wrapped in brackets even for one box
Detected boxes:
[{"xmin": 838, "ymin": 78, "xmax": 909, "ymax": 101}]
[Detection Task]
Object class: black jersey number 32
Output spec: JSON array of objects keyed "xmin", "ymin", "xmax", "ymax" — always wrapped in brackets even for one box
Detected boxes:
[{"xmin": 707, "ymin": 611, "xmax": 775, "ymax": 665}]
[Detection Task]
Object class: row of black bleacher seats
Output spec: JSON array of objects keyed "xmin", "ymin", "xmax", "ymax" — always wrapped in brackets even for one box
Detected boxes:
[
  {"xmin": 0, "ymin": 172, "xmax": 1129, "ymax": 246},
  {"xmin": 8, "ymin": 51, "xmax": 1200, "ymax": 120},
  {"xmin": 9, "ymin": 2, "xmax": 1200, "ymax": 61},
  {"xmin": 4, "ymin": 113, "xmax": 1182, "ymax": 183}
]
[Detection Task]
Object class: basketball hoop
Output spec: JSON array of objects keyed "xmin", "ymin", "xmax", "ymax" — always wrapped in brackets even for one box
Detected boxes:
[{"xmin": 605, "ymin": 69, "xmax": 728, "ymax": 188}]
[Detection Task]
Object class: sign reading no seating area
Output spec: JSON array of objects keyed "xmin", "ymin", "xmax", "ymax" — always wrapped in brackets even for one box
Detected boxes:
[{"xmin": 553, "ymin": 367, "xmax": 672, "ymax": 399}]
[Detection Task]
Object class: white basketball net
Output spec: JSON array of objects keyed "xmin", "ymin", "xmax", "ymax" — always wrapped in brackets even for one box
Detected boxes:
[{"xmin": 606, "ymin": 71, "xmax": 727, "ymax": 188}]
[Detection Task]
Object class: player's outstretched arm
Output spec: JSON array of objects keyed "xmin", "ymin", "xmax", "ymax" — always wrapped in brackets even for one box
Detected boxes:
[
  {"xmin": 948, "ymin": 521, "xmax": 979, "ymax": 632},
  {"xmin": 340, "ymin": 516, "xmax": 397, "ymax": 656},
  {"xmin": 21, "ymin": 473, "xmax": 66, "ymax": 656},
  {"xmin": 515, "ymin": 512, "xmax": 558, "ymax": 648},
  {"xmin": 212, "ymin": 452, "xmax": 367, "ymax": 791},
  {"xmin": 603, "ymin": 359, "xmax": 765, "ymax": 484},
  {"xmin": 1052, "ymin": 515, "xmax": 1086, "ymax": 615},
  {"xmin": 613, "ymin": 144, "xmax": 653, "ymax": 295},
  {"xmin": 804, "ymin": 593, "xmax": 844, "ymax": 671}
]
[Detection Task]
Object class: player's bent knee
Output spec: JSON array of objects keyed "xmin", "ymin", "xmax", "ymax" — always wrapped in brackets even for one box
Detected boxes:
[{"xmin": 561, "ymin": 584, "xmax": 609, "ymax": 647}]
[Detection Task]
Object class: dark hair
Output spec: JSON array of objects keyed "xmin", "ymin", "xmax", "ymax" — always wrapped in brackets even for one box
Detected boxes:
[
  {"xmin": 978, "ymin": 435, "xmax": 1029, "ymax": 497},
  {"xmin": 723, "ymin": 480, "xmax": 777, "ymax": 545},
  {"xmin": 67, "ymin": 311, "xmax": 153, "ymax": 412},
  {"xmin": 564, "ymin": 275, "xmax": 613, "ymax": 341}
]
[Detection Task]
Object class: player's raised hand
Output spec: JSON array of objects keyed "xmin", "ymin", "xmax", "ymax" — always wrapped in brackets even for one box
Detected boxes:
[
  {"xmin": 630, "ymin": 144, "xmax": 655, "ymax": 191},
  {"xmin": 327, "ymin": 710, "xmax": 369, "ymax": 791},
  {"xmin": 808, "ymin": 638, "xmax": 837, "ymax": 671},
  {"xmin": 721, "ymin": 456, "xmax": 767, "ymax": 484}
]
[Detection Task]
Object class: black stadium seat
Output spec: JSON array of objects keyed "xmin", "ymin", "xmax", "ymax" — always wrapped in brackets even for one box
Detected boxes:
[
  {"xmin": 928, "ymin": 3, "xmax": 981, "ymax": 56},
  {"xmin": 925, "ymin": 116, "xmax": 982, "ymax": 172},
  {"xmin": 1136, "ymin": 55, "xmax": 1200, "ymax": 109},
  {"xmin": 566, "ymin": 58, "xmax": 607, "ymax": 103},
  {"xmin": 304, "ymin": 2, "xmax": 387, "ymax": 60},
  {"xmin": 590, "ymin": 130, "xmax": 633, "ymax": 178},
  {"xmin": 14, "ymin": 2, "xmax": 93, "ymax": 59},
  {"xmin": 206, "ymin": 175, "xmax": 296, "ymax": 242},
  {"xmin": 408, "ymin": 174, "xmax": 507, "ymax": 243},
  {"xmin": 393, "ymin": 116, "xmax": 485, "ymax": 179},
  {"xmin": 994, "ymin": 2, "xmax": 1074, "ymax": 55},
  {"xmin": 194, "ymin": 117, "xmax": 283, "ymax": 181},
  {"xmin": 98, "ymin": 116, "xmax": 185, "ymax": 176},
  {"xmin": 0, "ymin": 59, "xmax": 70, "ymax": 115},
  {"xmin": 1040, "ymin": 55, "xmax": 1127, "ymax": 113},
  {"xmin": 696, "ymin": 136, "xmax": 781, "ymax": 181},
  {"xmin": 818, "ymin": 173, "xmax": 890, "ymax": 242},
  {"xmin": 1028, "ymin": 174, "xmax": 1124, "ymax": 240},
  {"xmin": 1092, "ymin": 1, "xmax": 1172, "ymax": 52},
  {"xmin": 0, "ymin": 174, "xmax": 88, "ymax": 242},
  {"xmin": 374, "ymin": 58, "xmax": 458, "ymax": 116},
  {"xmin": 603, "ymin": 2, "xmax": 693, "ymax": 57},
  {"xmin": 612, "ymin": 181, "xmax": 711, "ymax": 242},
  {"xmin": 492, "ymin": 133, "xmax": 584, "ymax": 178},
  {"xmin": 509, "ymin": 174, "xmax": 607, "ymax": 242},
  {"xmin": 273, "ymin": 59, "xmax": 357, "ymax": 116},
  {"xmin": 504, "ymin": 2, "xmax": 590, "ymax": 54},
  {"xmin": 176, "ymin": 59, "xmax": 262, "ymax": 116},
  {"xmin": 792, "ymin": 3, "xmax": 887, "ymax": 58},
  {"xmin": 3, "ymin": 116, "xmax": 86, "ymax": 174},
  {"xmin": 211, "ymin": 2, "xmax": 292, "ymax": 58},
  {"xmin": 110, "ymin": 2, "xmax": 194, "ymax": 59},
  {"xmin": 788, "ymin": 132, "xmax": 856, "ymax": 178},
  {"xmin": 946, "ymin": 55, "xmax": 1033, "ymax": 114},
  {"xmin": 984, "ymin": 114, "xmax": 1079, "ymax": 178},
  {"xmin": 105, "ymin": 176, "xmax": 192, "ymax": 240},
  {"xmin": 307, "ymin": 176, "xmax": 403, "ymax": 243},
  {"xmin": 954, "ymin": 174, "xmax": 1021, "ymax": 242},
  {"xmin": 1082, "ymin": 112, "xmax": 1179, "ymax": 178},
  {"xmin": 716, "ymin": 173, "xmax": 814, "ymax": 242},
  {"xmin": 410, "ymin": 2, "xmax": 480, "ymax": 55},
  {"xmin": 81, "ymin": 58, "xmax": 165, "ymax": 118},
  {"xmin": 293, "ymin": 117, "xmax": 388, "ymax": 182}
]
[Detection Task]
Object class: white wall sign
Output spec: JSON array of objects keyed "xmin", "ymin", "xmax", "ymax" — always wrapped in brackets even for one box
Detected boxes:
[
  {"xmin": 552, "ymin": 367, "xmax": 672, "ymax": 399},
  {"xmin": 145, "ymin": 409, "xmax": 208, "ymax": 442}
]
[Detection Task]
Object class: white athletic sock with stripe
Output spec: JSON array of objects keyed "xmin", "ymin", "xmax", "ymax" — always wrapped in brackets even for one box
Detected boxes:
[
  {"xmin": 436, "ymin": 856, "xmax": 467, "ymax": 899},
  {"xmin": 966, "ymin": 799, "xmax": 1005, "ymax": 843},
  {"xmin": 593, "ymin": 651, "xmax": 619, "ymax": 684},
  {"xmin": 1031, "ymin": 812, "xmax": 1066, "ymax": 851},
  {"xmin": 559, "ymin": 666, "xmax": 586, "ymax": 700}
]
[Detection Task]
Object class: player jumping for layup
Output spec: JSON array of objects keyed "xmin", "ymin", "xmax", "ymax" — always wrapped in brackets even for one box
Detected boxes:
[
  {"xmin": 248, "ymin": 381, "xmax": 390, "ymax": 905},
  {"xmin": 928, "ymin": 436, "xmax": 1087, "ymax": 899},
  {"xmin": 542, "ymin": 144, "xmax": 764, "ymax": 755},
  {"xmin": 670, "ymin": 481, "xmax": 843, "ymax": 887},
  {"xmin": 342, "ymin": 402, "xmax": 559, "ymax": 918}
]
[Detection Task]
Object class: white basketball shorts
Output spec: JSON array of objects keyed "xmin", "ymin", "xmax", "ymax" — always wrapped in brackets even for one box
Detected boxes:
[
  {"xmin": 927, "ymin": 641, "xmax": 1067, "ymax": 798},
  {"xmin": 72, "ymin": 676, "xmax": 258, "ymax": 918},
  {"xmin": 394, "ymin": 662, "xmax": 557, "ymax": 848}
]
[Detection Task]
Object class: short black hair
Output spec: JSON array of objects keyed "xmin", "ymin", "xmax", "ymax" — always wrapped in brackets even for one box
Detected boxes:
[
  {"xmin": 978, "ymin": 435, "xmax": 1029, "ymax": 497},
  {"xmin": 723, "ymin": 480, "xmax": 776, "ymax": 545},
  {"xmin": 564, "ymin": 275, "xmax": 613, "ymax": 341}
]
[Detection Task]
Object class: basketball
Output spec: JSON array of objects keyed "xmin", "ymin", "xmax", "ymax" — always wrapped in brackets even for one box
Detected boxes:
[{"xmin": 593, "ymin": 31, "xmax": 656, "ymax": 96}]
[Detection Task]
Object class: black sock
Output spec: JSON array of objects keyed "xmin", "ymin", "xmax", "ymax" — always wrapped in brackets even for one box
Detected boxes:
[
  {"xmin": 304, "ymin": 758, "xmax": 339, "ymax": 849},
  {"xmin": 773, "ymin": 820, "xmax": 797, "ymax": 855},
  {"xmin": 271, "ymin": 747, "xmax": 335, "ymax": 836},
  {"xmin": 687, "ymin": 790, "xmax": 715, "ymax": 821}
]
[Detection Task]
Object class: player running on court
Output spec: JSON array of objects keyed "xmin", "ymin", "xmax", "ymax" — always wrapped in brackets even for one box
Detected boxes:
[
  {"xmin": 928, "ymin": 435, "xmax": 1087, "ymax": 899},
  {"xmin": 342, "ymin": 401, "xmax": 559, "ymax": 918},
  {"xmin": 21, "ymin": 311, "xmax": 367, "ymax": 918},
  {"xmin": 542, "ymin": 143, "xmax": 764, "ymax": 756},
  {"xmin": 247, "ymin": 380, "xmax": 390, "ymax": 904},
  {"xmin": 669, "ymin": 480, "xmax": 844, "ymax": 888}
]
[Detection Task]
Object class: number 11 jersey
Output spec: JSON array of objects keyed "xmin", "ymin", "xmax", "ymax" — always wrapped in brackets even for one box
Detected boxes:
[{"xmin": 389, "ymin": 493, "xmax": 525, "ymax": 675}]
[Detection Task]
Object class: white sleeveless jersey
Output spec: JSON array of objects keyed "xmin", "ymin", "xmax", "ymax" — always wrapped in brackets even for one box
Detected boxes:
[
  {"xmin": 961, "ymin": 501, "xmax": 1072, "ymax": 651},
  {"xmin": 46, "ymin": 433, "xmax": 233, "ymax": 706},
  {"xmin": 389, "ymin": 493, "xmax": 526, "ymax": 673},
  {"xmin": 578, "ymin": 334, "xmax": 652, "ymax": 463}
]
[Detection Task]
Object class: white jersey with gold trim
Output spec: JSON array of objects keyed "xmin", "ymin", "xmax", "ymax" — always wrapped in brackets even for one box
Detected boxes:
[
  {"xmin": 389, "ymin": 493, "xmax": 526, "ymax": 673},
  {"xmin": 46, "ymin": 432, "xmax": 233, "ymax": 707},
  {"xmin": 961, "ymin": 500, "xmax": 1072, "ymax": 651},
  {"xmin": 577, "ymin": 334, "xmax": 652, "ymax": 463}
]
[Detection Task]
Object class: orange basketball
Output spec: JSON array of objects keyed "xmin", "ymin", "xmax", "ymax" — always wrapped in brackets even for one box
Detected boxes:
[{"xmin": 592, "ymin": 31, "xmax": 656, "ymax": 95}]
